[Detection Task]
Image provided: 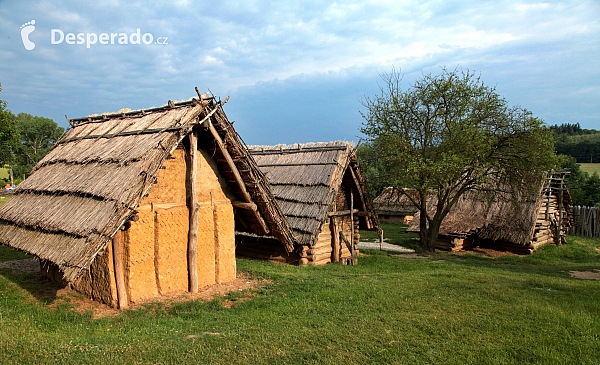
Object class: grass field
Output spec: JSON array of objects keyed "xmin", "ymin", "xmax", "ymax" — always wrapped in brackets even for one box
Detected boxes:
[
  {"xmin": 0, "ymin": 167, "xmax": 7, "ymax": 181},
  {"xmin": 580, "ymin": 163, "xmax": 600, "ymax": 176},
  {"xmin": 0, "ymin": 232, "xmax": 599, "ymax": 364}
]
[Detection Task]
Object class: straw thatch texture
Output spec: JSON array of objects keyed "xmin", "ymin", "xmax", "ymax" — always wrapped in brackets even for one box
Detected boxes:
[
  {"xmin": 373, "ymin": 187, "xmax": 419, "ymax": 216},
  {"xmin": 0, "ymin": 96, "xmax": 295, "ymax": 281},
  {"xmin": 407, "ymin": 176, "xmax": 571, "ymax": 246},
  {"xmin": 0, "ymin": 100, "xmax": 206, "ymax": 281},
  {"xmin": 245, "ymin": 142, "xmax": 376, "ymax": 247}
]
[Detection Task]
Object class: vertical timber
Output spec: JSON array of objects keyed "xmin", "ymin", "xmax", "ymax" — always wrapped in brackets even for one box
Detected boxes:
[
  {"xmin": 112, "ymin": 229, "xmax": 128, "ymax": 309},
  {"xmin": 186, "ymin": 131, "xmax": 199, "ymax": 293}
]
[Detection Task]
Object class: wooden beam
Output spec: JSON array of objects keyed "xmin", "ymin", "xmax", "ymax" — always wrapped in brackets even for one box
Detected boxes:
[
  {"xmin": 186, "ymin": 131, "xmax": 199, "ymax": 293},
  {"xmin": 330, "ymin": 217, "xmax": 340, "ymax": 263},
  {"xmin": 350, "ymin": 190, "xmax": 356, "ymax": 260},
  {"xmin": 112, "ymin": 230, "xmax": 128, "ymax": 309},
  {"xmin": 232, "ymin": 201, "xmax": 258, "ymax": 211},
  {"xmin": 205, "ymin": 120, "xmax": 252, "ymax": 202},
  {"xmin": 339, "ymin": 231, "xmax": 353, "ymax": 252},
  {"xmin": 328, "ymin": 209, "xmax": 359, "ymax": 217},
  {"xmin": 348, "ymin": 166, "xmax": 367, "ymax": 211},
  {"xmin": 204, "ymin": 118, "xmax": 269, "ymax": 235}
]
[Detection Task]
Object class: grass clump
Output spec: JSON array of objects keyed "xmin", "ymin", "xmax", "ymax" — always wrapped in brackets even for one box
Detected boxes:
[{"xmin": 0, "ymin": 245, "xmax": 30, "ymax": 261}]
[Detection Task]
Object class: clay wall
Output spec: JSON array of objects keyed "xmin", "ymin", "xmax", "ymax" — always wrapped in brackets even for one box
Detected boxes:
[{"xmin": 76, "ymin": 146, "xmax": 237, "ymax": 306}]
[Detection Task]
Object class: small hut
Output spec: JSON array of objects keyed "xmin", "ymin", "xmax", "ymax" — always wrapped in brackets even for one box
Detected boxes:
[
  {"xmin": 407, "ymin": 174, "xmax": 572, "ymax": 253},
  {"xmin": 0, "ymin": 93, "xmax": 294, "ymax": 308},
  {"xmin": 373, "ymin": 187, "xmax": 419, "ymax": 224},
  {"xmin": 236, "ymin": 142, "xmax": 379, "ymax": 265}
]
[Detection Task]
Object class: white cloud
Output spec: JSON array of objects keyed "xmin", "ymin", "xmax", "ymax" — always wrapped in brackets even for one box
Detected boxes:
[{"xmin": 0, "ymin": 0, "xmax": 598, "ymax": 136}]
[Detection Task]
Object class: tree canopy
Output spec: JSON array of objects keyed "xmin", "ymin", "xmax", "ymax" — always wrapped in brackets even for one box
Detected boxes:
[
  {"xmin": 0, "ymin": 83, "xmax": 63, "ymax": 184},
  {"xmin": 0, "ymin": 84, "xmax": 19, "ymax": 169},
  {"xmin": 360, "ymin": 67, "xmax": 557, "ymax": 251},
  {"xmin": 13, "ymin": 113, "xmax": 64, "ymax": 178}
]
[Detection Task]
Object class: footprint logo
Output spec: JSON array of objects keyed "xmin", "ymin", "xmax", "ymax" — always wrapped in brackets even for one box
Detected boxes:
[{"xmin": 20, "ymin": 20, "xmax": 36, "ymax": 51}]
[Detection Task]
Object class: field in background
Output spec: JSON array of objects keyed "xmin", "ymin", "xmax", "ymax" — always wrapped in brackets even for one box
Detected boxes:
[
  {"xmin": 0, "ymin": 167, "xmax": 8, "ymax": 181},
  {"xmin": 580, "ymin": 163, "xmax": 600, "ymax": 175},
  {"xmin": 0, "ymin": 231, "xmax": 598, "ymax": 364}
]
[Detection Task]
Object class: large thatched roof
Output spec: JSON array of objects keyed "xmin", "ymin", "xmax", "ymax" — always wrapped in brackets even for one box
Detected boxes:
[
  {"xmin": 0, "ymin": 94, "xmax": 295, "ymax": 282},
  {"xmin": 407, "ymin": 175, "xmax": 572, "ymax": 245},
  {"xmin": 373, "ymin": 187, "xmax": 420, "ymax": 216},
  {"xmin": 246, "ymin": 141, "xmax": 378, "ymax": 247}
]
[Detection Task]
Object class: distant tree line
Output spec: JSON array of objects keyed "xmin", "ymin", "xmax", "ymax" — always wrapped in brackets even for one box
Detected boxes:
[
  {"xmin": 552, "ymin": 123, "xmax": 600, "ymax": 163},
  {"xmin": 0, "ymin": 83, "xmax": 64, "ymax": 186}
]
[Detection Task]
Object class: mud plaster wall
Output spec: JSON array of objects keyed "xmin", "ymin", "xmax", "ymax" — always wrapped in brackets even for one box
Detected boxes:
[
  {"xmin": 77, "ymin": 147, "xmax": 236, "ymax": 305},
  {"xmin": 71, "ymin": 243, "xmax": 117, "ymax": 307}
]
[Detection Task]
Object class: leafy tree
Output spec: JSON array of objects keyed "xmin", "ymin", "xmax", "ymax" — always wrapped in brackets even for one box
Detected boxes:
[
  {"xmin": 581, "ymin": 173, "xmax": 600, "ymax": 207},
  {"xmin": 13, "ymin": 113, "xmax": 64, "ymax": 178},
  {"xmin": 557, "ymin": 154, "xmax": 587, "ymax": 205},
  {"xmin": 356, "ymin": 142, "xmax": 392, "ymax": 199},
  {"xmin": 0, "ymin": 83, "xmax": 19, "ymax": 185},
  {"xmin": 361, "ymin": 67, "xmax": 557, "ymax": 251}
]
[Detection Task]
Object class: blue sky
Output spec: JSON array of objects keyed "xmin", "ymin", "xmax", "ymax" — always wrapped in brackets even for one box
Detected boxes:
[{"xmin": 0, "ymin": 0, "xmax": 598, "ymax": 145}]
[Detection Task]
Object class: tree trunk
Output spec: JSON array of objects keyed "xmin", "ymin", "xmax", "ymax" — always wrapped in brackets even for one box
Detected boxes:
[
  {"xmin": 420, "ymin": 214, "xmax": 442, "ymax": 252},
  {"xmin": 418, "ymin": 204, "xmax": 430, "ymax": 252}
]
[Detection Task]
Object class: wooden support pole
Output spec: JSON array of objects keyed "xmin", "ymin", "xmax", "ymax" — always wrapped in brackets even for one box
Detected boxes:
[
  {"xmin": 330, "ymin": 217, "xmax": 340, "ymax": 263},
  {"xmin": 232, "ymin": 201, "xmax": 258, "ymax": 211},
  {"xmin": 186, "ymin": 131, "xmax": 199, "ymax": 293},
  {"xmin": 558, "ymin": 178, "xmax": 564, "ymax": 245},
  {"xmin": 328, "ymin": 209, "xmax": 359, "ymax": 217},
  {"xmin": 204, "ymin": 119, "xmax": 269, "ymax": 235},
  {"xmin": 205, "ymin": 119, "xmax": 251, "ymax": 203},
  {"xmin": 112, "ymin": 229, "xmax": 128, "ymax": 309},
  {"xmin": 350, "ymin": 191, "xmax": 356, "ymax": 260}
]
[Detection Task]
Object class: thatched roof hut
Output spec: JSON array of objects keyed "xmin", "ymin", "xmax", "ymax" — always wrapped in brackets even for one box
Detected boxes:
[
  {"xmin": 0, "ymin": 93, "xmax": 295, "ymax": 307},
  {"xmin": 407, "ymin": 174, "xmax": 572, "ymax": 253},
  {"xmin": 236, "ymin": 141, "xmax": 379, "ymax": 265},
  {"xmin": 373, "ymin": 187, "xmax": 419, "ymax": 224}
]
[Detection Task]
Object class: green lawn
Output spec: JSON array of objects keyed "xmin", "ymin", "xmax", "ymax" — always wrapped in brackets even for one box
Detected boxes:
[
  {"xmin": 580, "ymin": 163, "xmax": 600, "ymax": 176},
  {"xmin": 0, "ymin": 167, "xmax": 7, "ymax": 181},
  {"xmin": 360, "ymin": 223, "xmax": 420, "ymax": 250},
  {"xmin": 0, "ymin": 235, "xmax": 599, "ymax": 364}
]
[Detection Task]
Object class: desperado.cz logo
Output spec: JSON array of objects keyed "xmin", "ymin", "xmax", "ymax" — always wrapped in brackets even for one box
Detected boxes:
[
  {"xmin": 20, "ymin": 20, "xmax": 36, "ymax": 50},
  {"xmin": 20, "ymin": 20, "xmax": 168, "ymax": 50}
]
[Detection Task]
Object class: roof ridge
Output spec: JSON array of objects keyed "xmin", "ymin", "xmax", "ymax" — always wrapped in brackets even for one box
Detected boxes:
[
  {"xmin": 247, "ymin": 141, "xmax": 352, "ymax": 151},
  {"xmin": 69, "ymin": 95, "xmax": 214, "ymax": 125}
]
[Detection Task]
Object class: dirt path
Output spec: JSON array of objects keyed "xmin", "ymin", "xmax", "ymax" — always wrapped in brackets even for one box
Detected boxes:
[
  {"xmin": 0, "ymin": 258, "xmax": 40, "ymax": 273},
  {"xmin": 358, "ymin": 241, "xmax": 414, "ymax": 253}
]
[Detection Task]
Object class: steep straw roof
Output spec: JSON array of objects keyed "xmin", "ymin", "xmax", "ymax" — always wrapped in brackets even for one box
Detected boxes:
[
  {"xmin": 0, "ymin": 94, "xmax": 294, "ymax": 282},
  {"xmin": 373, "ymin": 187, "xmax": 420, "ymax": 216},
  {"xmin": 246, "ymin": 141, "xmax": 378, "ymax": 246},
  {"xmin": 407, "ymin": 175, "xmax": 571, "ymax": 245}
]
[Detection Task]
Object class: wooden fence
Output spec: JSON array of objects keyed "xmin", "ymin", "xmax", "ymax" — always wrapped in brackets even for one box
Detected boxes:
[{"xmin": 570, "ymin": 206, "xmax": 600, "ymax": 238}]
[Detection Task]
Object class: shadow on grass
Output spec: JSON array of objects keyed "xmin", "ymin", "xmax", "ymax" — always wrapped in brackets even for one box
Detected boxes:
[
  {"xmin": 420, "ymin": 238, "xmax": 600, "ymax": 279},
  {"xmin": 0, "ymin": 268, "xmax": 66, "ymax": 304}
]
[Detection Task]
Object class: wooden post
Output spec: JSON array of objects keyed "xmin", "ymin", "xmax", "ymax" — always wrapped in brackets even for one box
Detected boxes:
[
  {"xmin": 330, "ymin": 217, "xmax": 340, "ymax": 263},
  {"xmin": 558, "ymin": 178, "xmax": 563, "ymax": 245},
  {"xmin": 350, "ymin": 190, "xmax": 356, "ymax": 261},
  {"xmin": 186, "ymin": 131, "xmax": 199, "ymax": 293},
  {"xmin": 112, "ymin": 229, "xmax": 128, "ymax": 309}
]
